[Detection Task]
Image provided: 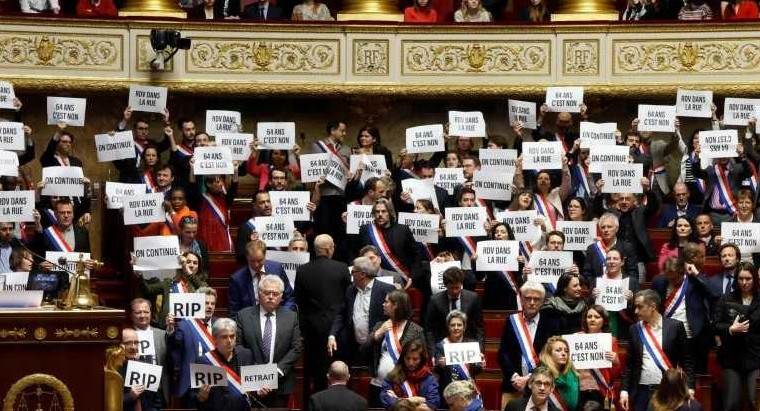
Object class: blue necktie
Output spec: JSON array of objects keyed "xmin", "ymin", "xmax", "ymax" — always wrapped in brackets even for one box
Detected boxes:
[{"xmin": 262, "ymin": 312, "xmax": 272, "ymax": 361}]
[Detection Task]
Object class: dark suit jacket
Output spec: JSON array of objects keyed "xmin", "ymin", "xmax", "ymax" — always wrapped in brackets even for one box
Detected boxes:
[
  {"xmin": 241, "ymin": 2, "xmax": 284, "ymax": 20},
  {"xmin": 655, "ymin": 203, "xmax": 701, "ymax": 228},
  {"xmin": 356, "ymin": 222, "xmax": 421, "ymax": 284},
  {"xmin": 235, "ymin": 305, "xmax": 302, "ymax": 394},
  {"xmin": 593, "ymin": 189, "xmax": 660, "ymax": 262},
  {"xmin": 651, "ymin": 274, "xmax": 714, "ymax": 337},
  {"xmin": 330, "ymin": 279, "xmax": 394, "ymax": 355},
  {"xmin": 36, "ymin": 225, "xmax": 91, "ymax": 254},
  {"xmin": 365, "ymin": 320, "xmax": 425, "ymax": 377},
  {"xmin": 187, "ymin": 3, "xmax": 223, "ymax": 18},
  {"xmin": 621, "ymin": 317, "xmax": 694, "ymax": 396},
  {"xmin": 713, "ymin": 294, "xmax": 760, "ymax": 371},
  {"xmin": 581, "ymin": 239, "xmax": 639, "ymax": 287},
  {"xmin": 498, "ymin": 313, "xmax": 560, "ymax": 392},
  {"xmin": 214, "ymin": 0, "xmax": 240, "ymax": 16},
  {"xmin": 171, "ymin": 317, "xmax": 217, "ymax": 399},
  {"xmin": 228, "ymin": 262, "xmax": 294, "ymax": 318},
  {"xmin": 191, "ymin": 347, "xmax": 254, "ymax": 411},
  {"xmin": 504, "ymin": 397, "xmax": 560, "ymax": 411},
  {"xmin": 120, "ymin": 361, "xmax": 164, "ymax": 411},
  {"xmin": 424, "ymin": 289, "xmax": 484, "ymax": 353},
  {"xmin": 40, "ymin": 137, "xmax": 84, "ymax": 168},
  {"xmin": 706, "ymin": 270, "xmax": 735, "ymax": 303},
  {"xmin": 694, "ymin": 157, "xmax": 750, "ymax": 213},
  {"xmin": 308, "ymin": 384, "xmax": 367, "ymax": 411},
  {"xmin": 295, "ymin": 255, "xmax": 350, "ymax": 337}
]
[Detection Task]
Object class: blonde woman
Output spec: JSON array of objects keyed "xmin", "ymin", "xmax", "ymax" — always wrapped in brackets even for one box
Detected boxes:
[
  {"xmin": 454, "ymin": 0, "xmax": 492, "ymax": 22},
  {"xmin": 539, "ymin": 336, "xmax": 580, "ymax": 411}
]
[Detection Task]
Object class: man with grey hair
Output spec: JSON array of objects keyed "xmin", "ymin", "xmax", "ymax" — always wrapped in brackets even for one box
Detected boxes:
[
  {"xmin": 443, "ymin": 380, "xmax": 484, "ymax": 411},
  {"xmin": 498, "ymin": 281, "xmax": 560, "ymax": 409},
  {"xmin": 308, "ymin": 360, "xmax": 367, "ymax": 411},
  {"xmin": 581, "ymin": 212, "xmax": 640, "ymax": 285},
  {"xmin": 329, "ymin": 255, "xmax": 394, "ymax": 366},
  {"xmin": 295, "ymin": 233, "xmax": 350, "ymax": 404},
  {"xmin": 191, "ymin": 318, "xmax": 254, "ymax": 411},
  {"xmin": 504, "ymin": 366, "xmax": 559, "ymax": 411},
  {"xmin": 236, "ymin": 274, "xmax": 301, "ymax": 407}
]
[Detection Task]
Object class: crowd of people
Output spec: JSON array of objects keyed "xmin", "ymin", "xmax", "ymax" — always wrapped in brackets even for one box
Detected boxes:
[{"xmin": 3, "ymin": 89, "xmax": 760, "ymax": 411}]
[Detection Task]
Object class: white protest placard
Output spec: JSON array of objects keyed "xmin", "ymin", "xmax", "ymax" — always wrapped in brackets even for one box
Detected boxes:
[
  {"xmin": 269, "ymin": 191, "xmax": 311, "ymax": 221},
  {"xmin": 724, "ymin": 97, "xmax": 760, "ymax": 126},
  {"xmin": 434, "ymin": 168, "xmax": 465, "ymax": 195},
  {"xmin": 528, "ymin": 251, "xmax": 573, "ymax": 287},
  {"xmin": 45, "ymin": 251, "xmax": 92, "ymax": 276},
  {"xmin": 217, "ymin": 132, "xmax": 253, "ymax": 162},
  {"xmin": 473, "ymin": 170, "xmax": 513, "ymax": 201},
  {"xmin": 398, "ymin": 212, "xmax": 440, "ymax": 244},
  {"xmin": 595, "ymin": 277, "xmax": 629, "ymax": 312},
  {"xmin": 479, "ymin": 149, "xmax": 517, "ymax": 174},
  {"xmin": 676, "ymin": 89, "xmax": 713, "ymax": 118},
  {"xmin": 589, "ymin": 145, "xmax": 629, "ymax": 173},
  {"xmin": 123, "ymin": 193, "xmax": 165, "ymax": 225},
  {"xmin": 579, "ymin": 122, "xmax": 617, "ymax": 149},
  {"xmin": 135, "ymin": 329, "xmax": 156, "ymax": 356},
  {"xmin": 0, "ymin": 81, "xmax": 15, "ymax": 109},
  {"xmin": 699, "ymin": 129, "xmax": 738, "ymax": 159},
  {"xmin": 0, "ymin": 290, "xmax": 43, "ymax": 307},
  {"xmin": 255, "ymin": 216, "xmax": 295, "ymax": 248},
  {"xmin": 556, "ymin": 221, "xmax": 596, "ymax": 251},
  {"xmin": 190, "ymin": 364, "xmax": 228, "ymax": 389},
  {"xmin": 350, "ymin": 154, "xmax": 387, "ymax": 184},
  {"xmin": 346, "ymin": 204, "xmax": 374, "ymax": 235},
  {"xmin": 256, "ymin": 122, "xmax": 296, "ymax": 150},
  {"xmin": 601, "ymin": 163, "xmax": 643, "ymax": 194},
  {"xmin": 508, "ymin": 99, "xmax": 537, "ymax": 129},
  {"xmin": 205, "ymin": 110, "xmax": 241, "ymax": 135},
  {"xmin": 300, "ymin": 153, "xmax": 330, "ymax": 183},
  {"xmin": 266, "ymin": 250, "xmax": 310, "ymax": 289},
  {"xmin": 94, "ymin": 131, "xmax": 136, "ymax": 162},
  {"xmin": 448, "ymin": 111, "xmax": 486, "ymax": 138},
  {"xmin": 41, "ymin": 166, "xmax": 84, "ymax": 197},
  {"xmin": 637, "ymin": 104, "xmax": 676, "ymax": 133},
  {"xmin": 325, "ymin": 154, "xmax": 349, "ymax": 190},
  {"xmin": 495, "ymin": 210, "xmax": 541, "ymax": 242},
  {"xmin": 563, "ymin": 333, "xmax": 612, "ymax": 370},
  {"xmin": 545, "ymin": 87, "xmax": 584, "ymax": 113},
  {"xmin": 430, "ymin": 260, "xmax": 461, "ymax": 292},
  {"xmin": 445, "ymin": 207, "xmax": 487, "ymax": 237},
  {"xmin": 476, "ymin": 240, "xmax": 519, "ymax": 271},
  {"xmin": 401, "ymin": 178, "xmax": 439, "ymax": 207},
  {"xmin": 0, "ymin": 122, "xmax": 25, "ymax": 151},
  {"xmin": 0, "ymin": 191, "xmax": 34, "ymax": 222},
  {"xmin": 105, "ymin": 182, "xmax": 146, "ymax": 209},
  {"xmin": 169, "ymin": 292, "xmax": 205, "ymax": 319},
  {"xmin": 46, "ymin": 97, "xmax": 86, "ymax": 127},
  {"xmin": 128, "ymin": 85, "xmax": 168, "ymax": 114},
  {"xmin": 193, "ymin": 146, "xmax": 234, "ymax": 175},
  {"xmin": 0, "ymin": 150, "xmax": 17, "ymax": 177},
  {"xmin": 124, "ymin": 360, "xmax": 163, "ymax": 392},
  {"xmin": 0, "ymin": 272, "xmax": 29, "ymax": 291},
  {"xmin": 133, "ymin": 235, "xmax": 181, "ymax": 271},
  {"xmin": 405, "ymin": 124, "xmax": 445, "ymax": 154},
  {"xmin": 443, "ymin": 342, "xmax": 482, "ymax": 365},
  {"xmin": 522, "ymin": 142, "xmax": 563, "ymax": 170},
  {"xmin": 241, "ymin": 364, "xmax": 279, "ymax": 391},
  {"xmin": 721, "ymin": 222, "xmax": 760, "ymax": 254}
]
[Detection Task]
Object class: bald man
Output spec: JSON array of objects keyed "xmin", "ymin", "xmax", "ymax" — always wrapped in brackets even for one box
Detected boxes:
[
  {"xmin": 308, "ymin": 361, "xmax": 367, "ymax": 411},
  {"xmin": 120, "ymin": 328, "xmax": 163, "ymax": 411},
  {"xmin": 295, "ymin": 234, "xmax": 351, "ymax": 406},
  {"xmin": 656, "ymin": 182, "xmax": 701, "ymax": 227}
]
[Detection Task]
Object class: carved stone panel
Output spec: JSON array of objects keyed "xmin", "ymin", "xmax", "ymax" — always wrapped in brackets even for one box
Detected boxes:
[
  {"xmin": 353, "ymin": 39, "xmax": 389, "ymax": 76},
  {"xmin": 136, "ymin": 35, "xmax": 173, "ymax": 72},
  {"xmin": 613, "ymin": 39, "xmax": 760, "ymax": 74},
  {"xmin": 0, "ymin": 32, "xmax": 121, "ymax": 71},
  {"xmin": 401, "ymin": 40, "xmax": 550, "ymax": 75},
  {"xmin": 563, "ymin": 39, "xmax": 599, "ymax": 75}
]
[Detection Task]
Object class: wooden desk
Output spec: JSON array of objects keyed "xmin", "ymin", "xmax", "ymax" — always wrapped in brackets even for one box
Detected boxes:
[{"xmin": 0, "ymin": 306, "xmax": 124, "ymax": 410}]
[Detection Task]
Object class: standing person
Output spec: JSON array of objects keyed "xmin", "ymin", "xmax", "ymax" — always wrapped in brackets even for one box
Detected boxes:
[
  {"xmin": 380, "ymin": 340, "xmax": 440, "ymax": 410},
  {"xmin": 228, "ymin": 239, "xmax": 293, "ymax": 317},
  {"xmin": 713, "ymin": 261, "xmax": 760, "ymax": 411},
  {"xmin": 190, "ymin": 172, "xmax": 239, "ymax": 252},
  {"xmin": 443, "ymin": 380, "xmax": 484, "ymax": 411},
  {"xmin": 657, "ymin": 217, "xmax": 701, "ymax": 271},
  {"xmin": 425, "ymin": 267, "xmax": 484, "ymax": 355},
  {"xmin": 577, "ymin": 305, "xmax": 622, "ymax": 408},
  {"xmin": 482, "ymin": 222, "xmax": 522, "ymax": 310},
  {"xmin": 308, "ymin": 361, "xmax": 368, "ymax": 411},
  {"xmin": 504, "ymin": 366, "xmax": 561, "ymax": 411},
  {"xmin": 433, "ymin": 310, "xmax": 484, "ymax": 403},
  {"xmin": 707, "ymin": 243, "xmax": 741, "ymax": 299},
  {"xmin": 589, "ymin": 249, "xmax": 637, "ymax": 337},
  {"xmin": 582, "ymin": 213, "xmax": 639, "ymax": 287},
  {"xmin": 539, "ymin": 336, "xmax": 580, "ymax": 411},
  {"xmin": 127, "ymin": 298, "xmax": 172, "ymax": 407},
  {"xmin": 295, "ymin": 234, "xmax": 351, "ymax": 405},
  {"xmin": 120, "ymin": 328, "xmax": 163, "ymax": 411},
  {"xmin": 541, "ymin": 273, "xmax": 587, "ymax": 334},
  {"xmin": 647, "ymin": 369, "xmax": 702, "ymax": 411}
]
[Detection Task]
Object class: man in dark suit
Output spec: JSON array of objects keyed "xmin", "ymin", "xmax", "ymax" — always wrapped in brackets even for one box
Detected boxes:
[
  {"xmin": 295, "ymin": 234, "xmax": 350, "ymax": 405},
  {"xmin": 328, "ymin": 255, "xmax": 394, "ymax": 365},
  {"xmin": 498, "ymin": 281, "xmax": 560, "ymax": 409},
  {"xmin": 706, "ymin": 243, "xmax": 740, "ymax": 299},
  {"xmin": 581, "ymin": 213, "xmax": 639, "ymax": 286},
  {"xmin": 236, "ymin": 274, "xmax": 302, "ymax": 408},
  {"xmin": 504, "ymin": 366, "xmax": 559, "ymax": 411},
  {"xmin": 241, "ymin": 0, "xmax": 284, "ymax": 20},
  {"xmin": 35, "ymin": 197, "xmax": 90, "ymax": 260},
  {"xmin": 655, "ymin": 182, "xmax": 701, "ymax": 228},
  {"xmin": 121, "ymin": 328, "xmax": 164, "ymax": 411},
  {"xmin": 425, "ymin": 267, "xmax": 484, "ymax": 354},
  {"xmin": 128, "ymin": 298, "xmax": 171, "ymax": 407},
  {"xmin": 228, "ymin": 239, "xmax": 294, "ymax": 318},
  {"xmin": 693, "ymin": 146, "xmax": 751, "ymax": 225},
  {"xmin": 308, "ymin": 360, "xmax": 367, "ymax": 411},
  {"xmin": 620, "ymin": 289, "xmax": 694, "ymax": 411}
]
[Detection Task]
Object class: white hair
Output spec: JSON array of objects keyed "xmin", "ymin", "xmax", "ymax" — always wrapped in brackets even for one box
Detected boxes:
[
  {"xmin": 520, "ymin": 280, "xmax": 546, "ymax": 299},
  {"xmin": 259, "ymin": 274, "xmax": 285, "ymax": 293}
]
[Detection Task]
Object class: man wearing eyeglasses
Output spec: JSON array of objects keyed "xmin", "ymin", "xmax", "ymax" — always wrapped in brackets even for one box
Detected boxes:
[
  {"xmin": 114, "ymin": 106, "xmax": 172, "ymax": 183},
  {"xmin": 656, "ymin": 182, "xmax": 701, "ymax": 228},
  {"xmin": 504, "ymin": 366, "xmax": 559, "ymax": 411}
]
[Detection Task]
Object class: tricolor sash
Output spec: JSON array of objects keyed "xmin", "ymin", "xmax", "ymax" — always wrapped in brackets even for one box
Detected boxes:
[
  {"xmin": 509, "ymin": 313, "xmax": 539, "ymax": 372},
  {"xmin": 43, "ymin": 226, "xmax": 72, "ymax": 252},
  {"xmin": 714, "ymin": 164, "xmax": 737, "ymax": 215},
  {"xmin": 519, "ymin": 241, "xmax": 533, "ymax": 260},
  {"xmin": 590, "ymin": 368, "xmax": 612, "ymax": 397},
  {"xmin": 639, "ymin": 142, "xmax": 650, "ymax": 155},
  {"xmin": 43, "ymin": 208, "xmax": 57, "ymax": 225},
  {"xmin": 244, "ymin": 218, "xmax": 256, "ymax": 233},
  {"xmin": 368, "ymin": 224, "xmax": 411, "ymax": 279},
  {"xmin": 202, "ymin": 350, "xmax": 246, "ymax": 396},
  {"xmin": 572, "ymin": 164, "xmax": 592, "ymax": 199},
  {"xmin": 549, "ymin": 392, "xmax": 571, "ymax": 411},
  {"xmin": 636, "ymin": 321, "xmax": 673, "ymax": 372},
  {"xmin": 748, "ymin": 161, "xmax": 759, "ymax": 193},
  {"xmin": 534, "ymin": 193, "xmax": 558, "ymax": 229},
  {"xmin": 664, "ymin": 277, "xmax": 688, "ymax": 318},
  {"xmin": 477, "ymin": 198, "xmax": 494, "ymax": 220},
  {"xmin": 499, "ymin": 271, "xmax": 522, "ymax": 310},
  {"xmin": 172, "ymin": 279, "xmax": 189, "ymax": 294},
  {"xmin": 315, "ymin": 140, "xmax": 349, "ymax": 168},
  {"xmin": 457, "ymin": 236, "xmax": 477, "ymax": 257},
  {"xmin": 400, "ymin": 168, "xmax": 421, "ymax": 180},
  {"xmin": 418, "ymin": 242, "xmax": 435, "ymax": 261},
  {"xmin": 400, "ymin": 381, "xmax": 418, "ymax": 398},
  {"xmin": 202, "ymin": 193, "xmax": 232, "ymax": 249},
  {"xmin": 384, "ymin": 324, "xmax": 403, "ymax": 363},
  {"xmin": 556, "ymin": 134, "xmax": 570, "ymax": 154},
  {"xmin": 176, "ymin": 144, "xmax": 193, "ymax": 159},
  {"xmin": 592, "ymin": 240, "xmax": 610, "ymax": 267},
  {"xmin": 165, "ymin": 212, "xmax": 175, "ymax": 233},
  {"xmin": 443, "ymin": 338, "xmax": 472, "ymax": 380},
  {"xmin": 142, "ymin": 172, "xmax": 157, "ymax": 193},
  {"xmin": 189, "ymin": 319, "xmax": 215, "ymax": 354}
]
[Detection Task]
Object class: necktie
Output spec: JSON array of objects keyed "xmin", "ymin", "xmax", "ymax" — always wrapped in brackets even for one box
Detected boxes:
[
  {"xmin": 725, "ymin": 275, "xmax": 733, "ymax": 294},
  {"xmin": 258, "ymin": 6, "xmax": 265, "ymax": 19},
  {"xmin": 450, "ymin": 298, "xmax": 457, "ymax": 312},
  {"xmin": 262, "ymin": 312, "xmax": 273, "ymax": 362}
]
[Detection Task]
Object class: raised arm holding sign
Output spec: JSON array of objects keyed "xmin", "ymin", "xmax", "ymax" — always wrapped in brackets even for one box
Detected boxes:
[
  {"xmin": 545, "ymin": 87, "xmax": 584, "ymax": 113},
  {"xmin": 257, "ymin": 122, "xmax": 296, "ymax": 150},
  {"xmin": 46, "ymin": 97, "xmax": 86, "ymax": 127},
  {"xmin": 128, "ymin": 85, "xmax": 168, "ymax": 114},
  {"xmin": 448, "ymin": 111, "xmax": 486, "ymax": 138},
  {"xmin": 0, "ymin": 82, "xmax": 15, "ymax": 109},
  {"xmin": 205, "ymin": 110, "xmax": 241, "ymax": 135},
  {"xmin": 406, "ymin": 124, "xmax": 445, "ymax": 153}
]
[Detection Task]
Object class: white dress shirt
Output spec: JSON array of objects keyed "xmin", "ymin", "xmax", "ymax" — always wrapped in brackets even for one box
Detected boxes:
[
  {"xmin": 259, "ymin": 308, "xmax": 276, "ymax": 363},
  {"xmin": 640, "ymin": 318, "xmax": 664, "ymax": 385},
  {"xmin": 353, "ymin": 279, "xmax": 373, "ymax": 344}
]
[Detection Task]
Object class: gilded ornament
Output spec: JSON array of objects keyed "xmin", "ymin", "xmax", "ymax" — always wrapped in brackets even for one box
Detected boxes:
[
  {"xmin": 0, "ymin": 328, "xmax": 26, "ymax": 339},
  {"xmin": 467, "ymin": 44, "xmax": 486, "ymax": 70},
  {"xmin": 106, "ymin": 326, "xmax": 119, "ymax": 339},
  {"xmin": 36, "ymin": 36, "xmax": 55, "ymax": 64},
  {"xmin": 0, "ymin": 33, "xmax": 119, "ymax": 70},
  {"xmin": 563, "ymin": 40, "xmax": 599, "ymax": 75},
  {"xmin": 253, "ymin": 43, "xmax": 272, "ymax": 68},
  {"xmin": 54, "ymin": 327, "xmax": 99, "ymax": 338},
  {"xmin": 33, "ymin": 327, "xmax": 47, "ymax": 341},
  {"xmin": 679, "ymin": 42, "xmax": 697, "ymax": 70},
  {"xmin": 614, "ymin": 39, "xmax": 760, "ymax": 74},
  {"xmin": 187, "ymin": 39, "xmax": 337, "ymax": 74},
  {"xmin": 3, "ymin": 374, "xmax": 74, "ymax": 411},
  {"xmin": 353, "ymin": 40, "xmax": 389, "ymax": 76},
  {"xmin": 402, "ymin": 41, "xmax": 549, "ymax": 74}
]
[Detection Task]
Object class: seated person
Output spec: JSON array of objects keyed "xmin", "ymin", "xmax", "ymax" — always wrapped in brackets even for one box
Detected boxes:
[
  {"xmin": 188, "ymin": 0, "xmax": 224, "ymax": 18},
  {"xmin": 242, "ymin": 0, "xmax": 285, "ymax": 20},
  {"xmin": 291, "ymin": 0, "xmax": 333, "ymax": 20},
  {"xmin": 518, "ymin": 0, "xmax": 549, "ymax": 21},
  {"xmin": 76, "ymin": 0, "xmax": 117, "ymax": 16},
  {"xmin": 19, "ymin": 0, "xmax": 59, "ymax": 13},
  {"xmin": 380, "ymin": 340, "xmax": 440, "ymax": 410},
  {"xmin": 404, "ymin": 0, "xmax": 438, "ymax": 22},
  {"xmin": 678, "ymin": 0, "xmax": 712, "ymax": 19},
  {"xmin": 454, "ymin": 0, "xmax": 492, "ymax": 21}
]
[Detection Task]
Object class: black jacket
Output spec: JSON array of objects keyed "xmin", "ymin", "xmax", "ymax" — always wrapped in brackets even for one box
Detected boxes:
[
  {"xmin": 330, "ymin": 278, "xmax": 395, "ymax": 357},
  {"xmin": 294, "ymin": 255, "xmax": 351, "ymax": 337},
  {"xmin": 190, "ymin": 347, "xmax": 254, "ymax": 411},
  {"xmin": 424, "ymin": 289, "xmax": 484, "ymax": 354},
  {"xmin": 498, "ymin": 313, "xmax": 560, "ymax": 392},
  {"xmin": 308, "ymin": 384, "xmax": 367, "ymax": 411},
  {"xmin": 713, "ymin": 294, "xmax": 760, "ymax": 372}
]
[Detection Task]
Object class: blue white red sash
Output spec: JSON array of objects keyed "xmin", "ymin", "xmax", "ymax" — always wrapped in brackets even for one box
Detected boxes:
[
  {"xmin": 714, "ymin": 164, "xmax": 737, "ymax": 215},
  {"xmin": 43, "ymin": 226, "xmax": 72, "ymax": 252},
  {"xmin": 592, "ymin": 240, "xmax": 610, "ymax": 266},
  {"xmin": 176, "ymin": 144, "xmax": 193, "ymax": 159},
  {"xmin": 549, "ymin": 391, "xmax": 571, "ymax": 411},
  {"xmin": 165, "ymin": 212, "xmax": 175, "ymax": 233},
  {"xmin": 639, "ymin": 142, "xmax": 650, "ymax": 155},
  {"xmin": 590, "ymin": 368, "xmax": 612, "ymax": 397},
  {"xmin": 189, "ymin": 319, "xmax": 215, "ymax": 354},
  {"xmin": 556, "ymin": 134, "xmax": 570, "ymax": 154},
  {"xmin": 457, "ymin": 236, "xmax": 477, "ymax": 257},
  {"xmin": 477, "ymin": 198, "xmax": 494, "ymax": 220},
  {"xmin": 244, "ymin": 218, "xmax": 256, "ymax": 233},
  {"xmin": 142, "ymin": 172, "xmax": 157, "ymax": 193},
  {"xmin": 43, "ymin": 208, "xmax": 57, "ymax": 225},
  {"xmin": 664, "ymin": 277, "xmax": 688, "ymax": 318},
  {"xmin": 572, "ymin": 164, "xmax": 591, "ymax": 198},
  {"xmin": 384, "ymin": 324, "xmax": 403, "ymax": 363},
  {"xmin": 748, "ymin": 161, "xmax": 759, "ymax": 193},
  {"xmin": 400, "ymin": 168, "xmax": 421, "ymax": 180},
  {"xmin": 443, "ymin": 338, "xmax": 472, "ymax": 380},
  {"xmin": 534, "ymin": 193, "xmax": 557, "ymax": 229},
  {"xmin": 509, "ymin": 313, "xmax": 538, "ymax": 372},
  {"xmin": 400, "ymin": 381, "xmax": 418, "ymax": 398},
  {"xmin": 368, "ymin": 224, "xmax": 411, "ymax": 279},
  {"xmin": 202, "ymin": 350, "xmax": 246, "ymax": 396},
  {"xmin": 418, "ymin": 242, "xmax": 435, "ymax": 260},
  {"xmin": 636, "ymin": 321, "xmax": 673, "ymax": 372},
  {"xmin": 202, "ymin": 193, "xmax": 232, "ymax": 249},
  {"xmin": 499, "ymin": 271, "xmax": 522, "ymax": 310},
  {"xmin": 172, "ymin": 279, "xmax": 189, "ymax": 294},
  {"xmin": 315, "ymin": 140, "xmax": 348, "ymax": 167},
  {"xmin": 519, "ymin": 241, "xmax": 533, "ymax": 260}
]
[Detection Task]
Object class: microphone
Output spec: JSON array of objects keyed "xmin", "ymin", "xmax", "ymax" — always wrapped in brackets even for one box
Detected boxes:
[{"xmin": 11, "ymin": 237, "xmax": 77, "ymax": 277}]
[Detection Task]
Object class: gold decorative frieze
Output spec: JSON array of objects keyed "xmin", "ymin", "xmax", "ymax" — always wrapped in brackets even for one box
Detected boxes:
[
  {"xmin": 54, "ymin": 327, "xmax": 99, "ymax": 338},
  {"xmin": 353, "ymin": 39, "xmax": 389, "ymax": 76},
  {"xmin": 136, "ymin": 35, "xmax": 173, "ymax": 72},
  {"xmin": 613, "ymin": 39, "xmax": 760, "ymax": 74},
  {"xmin": 563, "ymin": 39, "xmax": 599, "ymax": 75},
  {"xmin": 402, "ymin": 40, "xmax": 551, "ymax": 75},
  {"xmin": 0, "ymin": 33, "xmax": 121, "ymax": 71},
  {"xmin": 0, "ymin": 328, "xmax": 26, "ymax": 339},
  {"xmin": 187, "ymin": 38, "xmax": 339, "ymax": 74}
]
